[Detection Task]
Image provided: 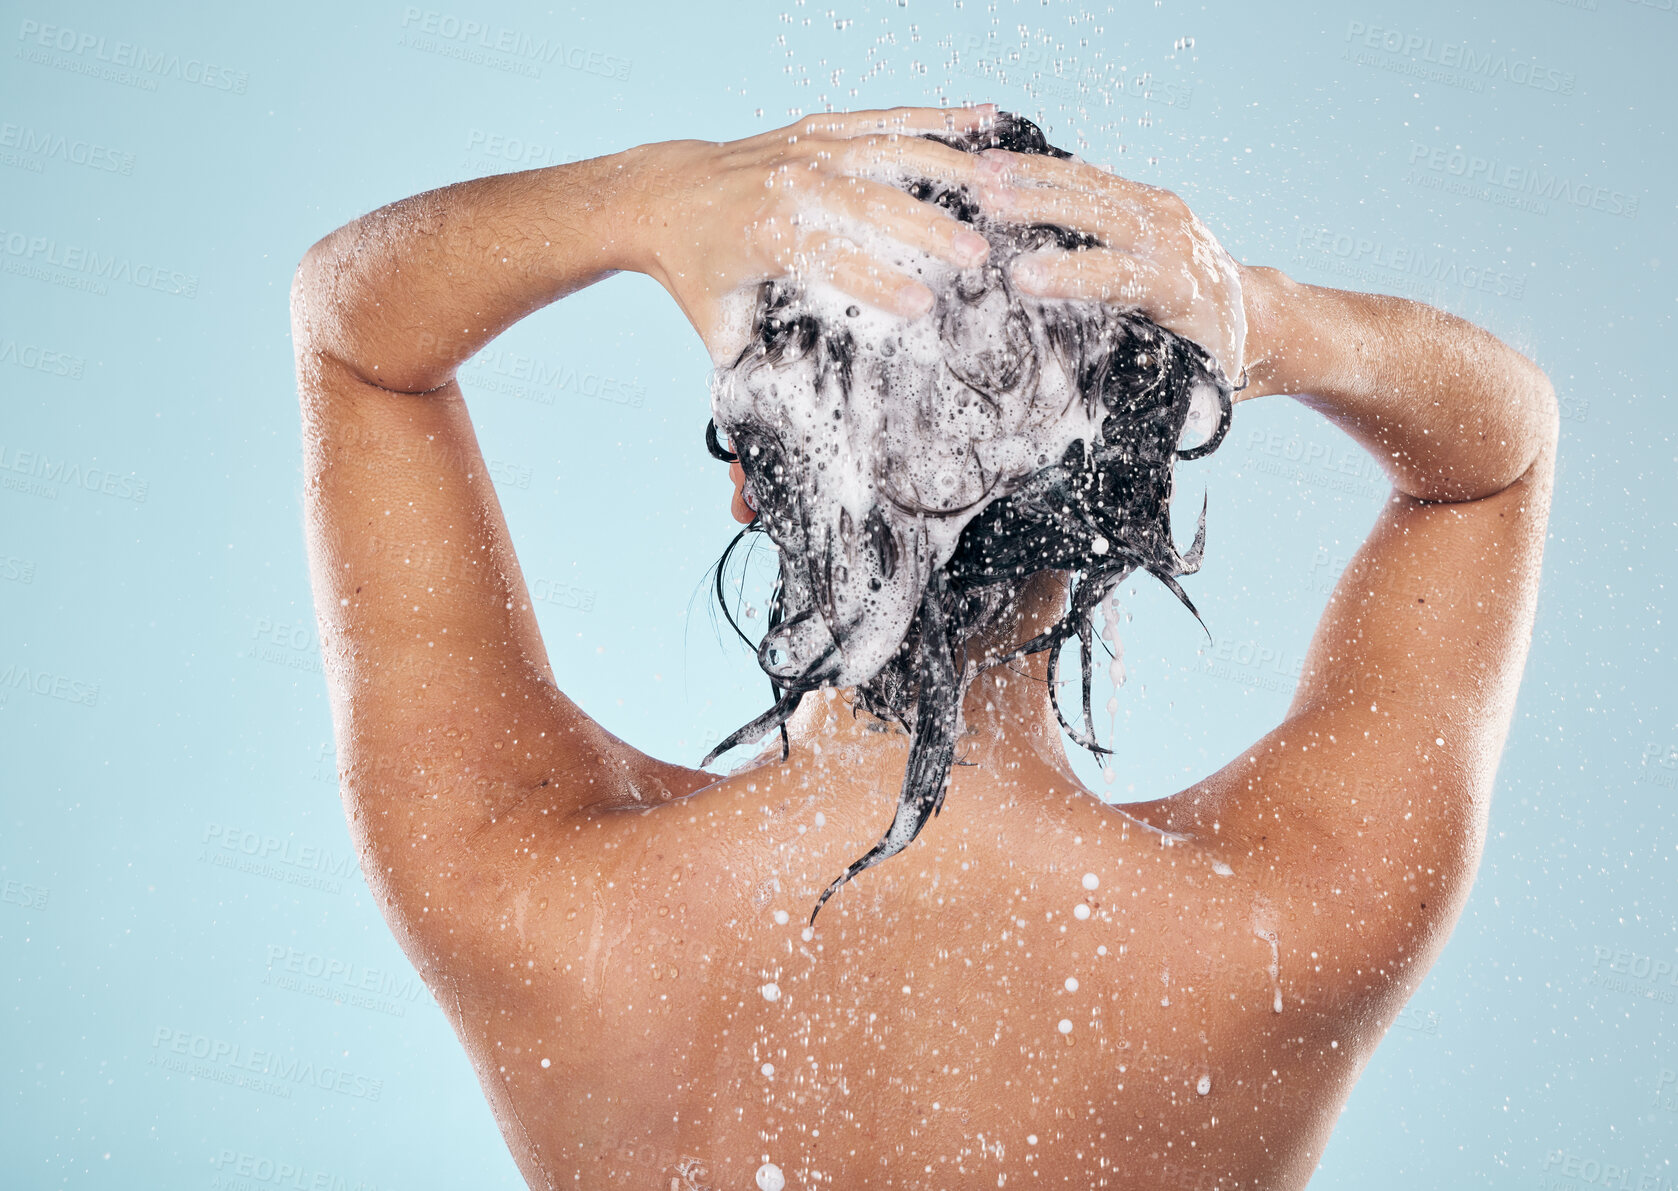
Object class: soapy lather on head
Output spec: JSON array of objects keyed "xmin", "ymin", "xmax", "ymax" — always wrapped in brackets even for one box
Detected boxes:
[{"xmin": 703, "ymin": 114, "xmax": 1237, "ymax": 921}]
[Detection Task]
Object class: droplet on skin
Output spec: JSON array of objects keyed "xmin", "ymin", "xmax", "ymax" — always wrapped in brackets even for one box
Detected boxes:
[
  {"xmin": 540, "ymin": 1058, "xmax": 551, "ymax": 1069},
  {"xmin": 773, "ymin": 909, "xmax": 790, "ymax": 925},
  {"xmin": 757, "ymin": 1162, "xmax": 785, "ymax": 1191},
  {"xmin": 800, "ymin": 927, "xmax": 814, "ymax": 942},
  {"xmin": 1212, "ymin": 861, "xmax": 1233, "ymax": 877},
  {"xmin": 761, "ymin": 1062, "xmax": 775, "ymax": 1077},
  {"xmin": 1064, "ymin": 976, "xmax": 1079, "ymax": 992},
  {"xmin": 761, "ymin": 982, "xmax": 781, "ymax": 1002},
  {"xmin": 1082, "ymin": 872, "xmax": 1099, "ymax": 890},
  {"xmin": 1057, "ymin": 1019, "xmax": 1073, "ymax": 1034},
  {"xmin": 1196, "ymin": 1075, "xmax": 1211, "ymax": 1095},
  {"xmin": 1073, "ymin": 903, "xmax": 1091, "ymax": 920},
  {"xmin": 814, "ymin": 811, "xmax": 826, "ymax": 827}
]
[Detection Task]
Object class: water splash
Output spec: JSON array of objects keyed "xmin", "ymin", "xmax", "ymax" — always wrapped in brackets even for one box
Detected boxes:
[{"xmin": 1252, "ymin": 901, "xmax": 1282, "ymax": 1013}]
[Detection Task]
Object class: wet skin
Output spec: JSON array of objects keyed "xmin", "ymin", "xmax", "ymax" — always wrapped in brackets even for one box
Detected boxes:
[{"xmin": 291, "ymin": 106, "xmax": 1558, "ymax": 1188}]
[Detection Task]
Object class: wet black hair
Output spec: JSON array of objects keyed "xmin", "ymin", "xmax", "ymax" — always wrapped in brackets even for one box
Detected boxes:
[{"xmin": 704, "ymin": 113, "xmax": 1235, "ymax": 922}]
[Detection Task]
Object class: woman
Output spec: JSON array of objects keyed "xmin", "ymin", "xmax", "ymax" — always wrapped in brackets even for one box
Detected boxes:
[{"xmin": 290, "ymin": 104, "xmax": 1556, "ymax": 1189}]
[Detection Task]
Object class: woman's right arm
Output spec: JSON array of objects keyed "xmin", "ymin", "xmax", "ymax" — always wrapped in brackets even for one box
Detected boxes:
[
  {"xmin": 293, "ymin": 151, "xmax": 644, "ymax": 395},
  {"xmin": 288, "ymin": 108, "xmax": 994, "ymax": 953},
  {"xmin": 295, "ymin": 105, "xmax": 996, "ymax": 393}
]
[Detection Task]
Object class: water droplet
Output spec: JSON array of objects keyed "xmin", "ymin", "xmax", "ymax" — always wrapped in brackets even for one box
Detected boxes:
[
  {"xmin": 773, "ymin": 909, "xmax": 790, "ymax": 925},
  {"xmin": 761, "ymin": 982, "xmax": 781, "ymax": 1002},
  {"xmin": 1082, "ymin": 873, "xmax": 1099, "ymax": 890},
  {"xmin": 1212, "ymin": 861, "xmax": 1233, "ymax": 877},
  {"xmin": 1073, "ymin": 903, "xmax": 1091, "ymax": 920},
  {"xmin": 761, "ymin": 1062, "xmax": 775, "ymax": 1077},
  {"xmin": 1064, "ymin": 976, "xmax": 1079, "ymax": 992},
  {"xmin": 757, "ymin": 1162, "xmax": 786, "ymax": 1191},
  {"xmin": 814, "ymin": 811, "xmax": 826, "ymax": 827},
  {"xmin": 1196, "ymin": 1074, "xmax": 1211, "ymax": 1095},
  {"xmin": 1057, "ymin": 1018, "xmax": 1073, "ymax": 1034},
  {"xmin": 540, "ymin": 1057, "xmax": 551, "ymax": 1068}
]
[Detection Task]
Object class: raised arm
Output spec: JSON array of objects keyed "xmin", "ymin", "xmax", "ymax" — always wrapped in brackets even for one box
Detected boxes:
[
  {"xmin": 288, "ymin": 108, "xmax": 995, "ymax": 950},
  {"xmin": 1208, "ymin": 272, "xmax": 1558, "ymax": 861},
  {"xmin": 973, "ymin": 149, "xmax": 1557, "ymax": 984}
]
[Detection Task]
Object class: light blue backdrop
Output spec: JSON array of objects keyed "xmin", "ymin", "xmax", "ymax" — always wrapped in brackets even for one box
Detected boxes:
[{"xmin": 2, "ymin": 0, "xmax": 1673, "ymax": 1187}]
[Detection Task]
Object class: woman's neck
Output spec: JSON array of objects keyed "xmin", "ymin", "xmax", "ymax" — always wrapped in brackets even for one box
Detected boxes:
[{"xmin": 782, "ymin": 571, "xmax": 1080, "ymax": 775}]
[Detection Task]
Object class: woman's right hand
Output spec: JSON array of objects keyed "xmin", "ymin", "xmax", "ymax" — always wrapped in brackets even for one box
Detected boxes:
[{"xmin": 622, "ymin": 105, "xmax": 998, "ymax": 363}]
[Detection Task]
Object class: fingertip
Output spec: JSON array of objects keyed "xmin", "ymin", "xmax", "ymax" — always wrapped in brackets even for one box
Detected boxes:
[
  {"xmin": 1010, "ymin": 256, "xmax": 1051, "ymax": 293},
  {"xmin": 897, "ymin": 281, "xmax": 934, "ymax": 318},
  {"xmin": 952, "ymin": 228, "xmax": 990, "ymax": 267}
]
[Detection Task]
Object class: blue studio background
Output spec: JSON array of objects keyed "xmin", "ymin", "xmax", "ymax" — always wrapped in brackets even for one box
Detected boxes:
[{"xmin": 2, "ymin": 0, "xmax": 1674, "ymax": 1186}]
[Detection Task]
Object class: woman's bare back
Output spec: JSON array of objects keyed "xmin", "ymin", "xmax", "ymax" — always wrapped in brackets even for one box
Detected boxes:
[
  {"xmin": 290, "ymin": 107, "xmax": 1557, "ymax": 1188},
  {"xmin": 414, "ymin": 547, "xmax": 1548, "ymax": 1191}
]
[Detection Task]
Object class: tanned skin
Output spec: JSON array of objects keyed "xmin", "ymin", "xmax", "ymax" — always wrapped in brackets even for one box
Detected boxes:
[{"xmin": 290, "ymin": 105, "xmax": 1557, "ymax": 1190}]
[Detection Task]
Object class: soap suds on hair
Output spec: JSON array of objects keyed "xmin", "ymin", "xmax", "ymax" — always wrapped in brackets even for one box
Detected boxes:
[{"xmin": 703, "ymin": 113, "xmax": 1236, "ymax": 922}]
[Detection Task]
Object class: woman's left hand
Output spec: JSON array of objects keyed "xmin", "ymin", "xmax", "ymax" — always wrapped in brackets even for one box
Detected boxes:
[{"xmin": 973, "ymin": 150, "xmax": 1250, "ymax": 388}]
